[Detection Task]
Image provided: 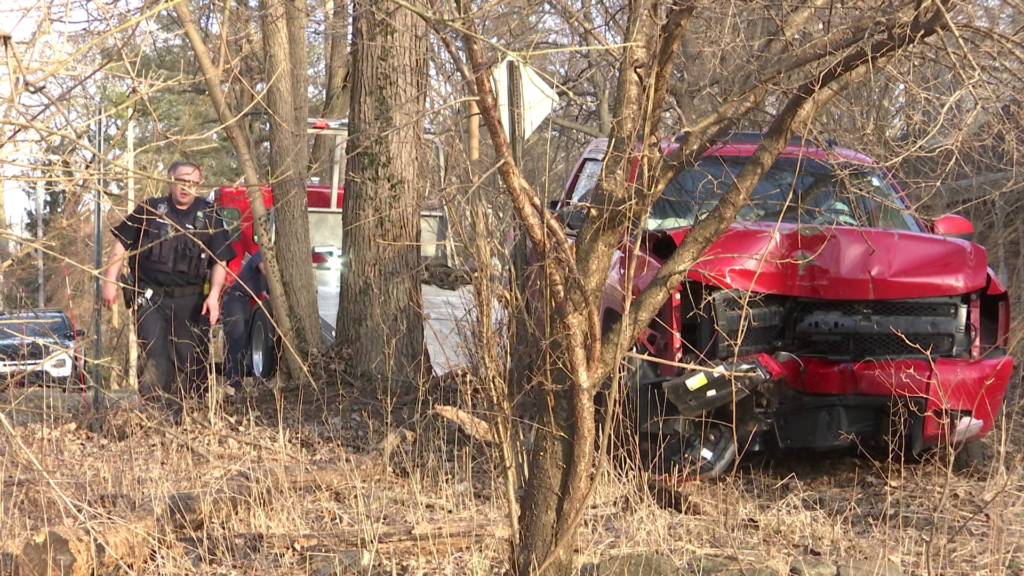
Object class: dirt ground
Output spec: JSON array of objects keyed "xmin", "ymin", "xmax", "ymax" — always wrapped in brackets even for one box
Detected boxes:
[{"xmin": 1, "ymin": 377, "xmax": 1022, "ymax": 576}]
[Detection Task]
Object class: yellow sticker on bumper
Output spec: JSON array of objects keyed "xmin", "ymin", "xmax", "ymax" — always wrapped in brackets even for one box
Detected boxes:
[{"xmin": 685, "ymin": 372, "xmax": 709, "ymax": 391}]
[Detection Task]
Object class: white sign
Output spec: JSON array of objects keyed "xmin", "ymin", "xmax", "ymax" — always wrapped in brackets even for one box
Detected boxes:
[{"xmin": 492, "ymin": 57, "xmax": 559, "ymax": 141}]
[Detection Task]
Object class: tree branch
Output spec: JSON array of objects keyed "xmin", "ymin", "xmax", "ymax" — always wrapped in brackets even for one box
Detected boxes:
[
  {"xmin": 603, "ymin": 2, "xmax": 951, "ymax": 379},
  {"xmin": 173, "ymin": 0, "xmax": 311, "ymax": 383},
  {"xmin": 548, "ymin": 116, "xmax": 603, "ymax": 138}
]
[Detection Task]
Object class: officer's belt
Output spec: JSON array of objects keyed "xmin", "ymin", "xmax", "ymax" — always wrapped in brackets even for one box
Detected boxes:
[{"xmin": 144, "ymin": 283, "xmax": 205, "ymax": 298}]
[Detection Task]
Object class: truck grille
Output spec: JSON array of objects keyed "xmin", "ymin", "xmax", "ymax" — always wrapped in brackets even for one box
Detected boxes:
[
  {"xmin": 699, "ymin": 292, "xmax": 968, "ymax": 361},
  {"xmin": 796, "ymin": 333, "xmax": 956, "ymax": 359},
  {"xmin": 0, "ymin": 342, "xmax": 46, "ymax": 361},
  {"xmin": 790, "ymin": 296, "xmax": 967, "ymax": 360},
  {"xmin": 792, "ymin": 300, "xmax": 961, "ymax": 320}
]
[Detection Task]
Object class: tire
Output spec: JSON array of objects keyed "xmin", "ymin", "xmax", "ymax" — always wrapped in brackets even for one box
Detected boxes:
[
  {"xmin": 249, "ymin": 306, "xmax": 279, "ymax": 380},
  {"xmin": 639, "ymin": 415, "xmax": 738, "ymax": 482},
  {"xmin": 597, "ymin": 350, "xmax": 658, "ymax": 458},
  {"xmin": 952, "ymin": 439, "xmax": 994, "ymax": 478}
]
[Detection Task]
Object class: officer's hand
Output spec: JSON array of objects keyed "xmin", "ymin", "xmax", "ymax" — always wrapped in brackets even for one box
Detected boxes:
[
  {"xmin": 101, "ymin": 280, "xmax": 120, "ymax": 309},
  {"xmin": 202, "ymin": 293, "xmax": 221, "ymax": 325}
]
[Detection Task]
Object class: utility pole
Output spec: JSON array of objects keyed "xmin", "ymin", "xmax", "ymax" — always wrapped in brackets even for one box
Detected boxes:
[
  {"xmin": 35, "ymin": 180, "xmax": 44, "ymax": 307},
  {"xmin": 126, "ymin": 117, "xmax": 138, "ymax": 389},
  {"xmin": 91, "ymin": 113, "xmax": 106, "ymax": 428}
]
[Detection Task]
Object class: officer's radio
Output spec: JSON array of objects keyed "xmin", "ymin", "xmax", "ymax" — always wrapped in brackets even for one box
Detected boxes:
[{"xmin": 120, "ymin": 272, "xmax": 134, "ymax": 309}]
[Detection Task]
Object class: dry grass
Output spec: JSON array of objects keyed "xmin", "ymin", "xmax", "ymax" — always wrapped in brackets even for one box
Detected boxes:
[{"xmin": 1, "ymin": 377, "xmax": 1022, "ymax": 576}]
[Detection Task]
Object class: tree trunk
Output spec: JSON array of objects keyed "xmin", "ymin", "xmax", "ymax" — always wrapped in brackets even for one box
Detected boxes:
[
  {"xmin": 18, "ymin": 521, "xmax": 155, "ymax": 576},
  {"xmin": 173, "ymin": 0, "xmax": 306, "ymax": 379},
  {"xmin": 287, "ymin": 0, "xmax": 308, "ymax": 133},
  {"xmin": 514, "ymin": 362, "xmax": 576, "ymax": 576},
  {"xmin": 311, "ymin": 0, "xmax": 350, "ymax": 183},
  {"xmin": 259, "ymin": 0, "xmax": 322, "ymax": 358},
  {"xmin": 336, "ymin": 0, "xmax": 428, "ymax": 393}
]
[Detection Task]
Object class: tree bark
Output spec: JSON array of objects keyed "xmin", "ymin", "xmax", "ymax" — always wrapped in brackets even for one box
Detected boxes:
[
  {"xmin": 336, "ymin": 0, "xmax": 428, "ymax": 393},
  {"xmin": 18, "ymin": 520, "xmax": 156, "ymax": 576},
  {"xmin": 259, "ymin": 0, "xmax": 322, "ymax": 358},
  {"xmin": 173, "ymin": 0, "xmax": 307, "ymax": 379},
  {"xmin": 311, "ymin": 0, "xmax": 351, "ymax": 183},
  {"xmin": 287, "ymin": 0, "xmax": 308, "ymax": 132},
  {"xmin": 514, "ymin": 362, "xmax": 576, "ymax": 576}
]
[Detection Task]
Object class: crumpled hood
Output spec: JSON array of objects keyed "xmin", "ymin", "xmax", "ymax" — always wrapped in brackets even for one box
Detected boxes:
[{"xmin": 655, "ymin": 222, "xmax": 989, "ymax": 299}]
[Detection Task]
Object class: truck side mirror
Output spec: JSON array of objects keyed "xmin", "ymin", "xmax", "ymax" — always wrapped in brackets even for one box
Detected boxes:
[
  {"xmin": 932, "ymin": 214, "xmax": 974, "ymax": 242},
  {"xmin": 565, "ymin": 207, "xmax": 587, "ymax": 232},
  {"xmin": 74, "ymin": 328, "xmax": 86, "ymax": 339}
]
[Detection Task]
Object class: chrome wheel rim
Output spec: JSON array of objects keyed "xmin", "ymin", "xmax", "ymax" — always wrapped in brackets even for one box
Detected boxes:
[{"xmin": 252, "ymin": 322, "xmax": 266, "ymax": 377}]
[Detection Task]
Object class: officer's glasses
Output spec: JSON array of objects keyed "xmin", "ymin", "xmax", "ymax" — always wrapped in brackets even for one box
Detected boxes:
[{"xmin": 173, "ymin": 178, "xmax": 201, "ymax": 188}]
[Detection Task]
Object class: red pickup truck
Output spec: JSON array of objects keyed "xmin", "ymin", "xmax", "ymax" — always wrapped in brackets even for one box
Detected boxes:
[{"xmin": 552, "ymin": 132, "xmax": 1014, "ymax": 479}]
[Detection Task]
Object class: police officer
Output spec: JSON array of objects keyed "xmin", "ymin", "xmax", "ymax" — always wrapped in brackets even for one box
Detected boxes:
[{"xmin": 101, "ymin": 161, "xmax": 236, "ymax": 422}]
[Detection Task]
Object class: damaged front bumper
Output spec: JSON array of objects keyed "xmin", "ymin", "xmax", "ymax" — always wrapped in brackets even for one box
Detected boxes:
[
  {"xmin": 653, "ymin": 352, "xmax": 1013, "ymax": 452},
  {"xmin": 661, "ymin": 355, "xmax": 782, "ymax": 417},
  {"xmin": 782, "ymin": 355, "xmax": 1014, "ymax": 448}
]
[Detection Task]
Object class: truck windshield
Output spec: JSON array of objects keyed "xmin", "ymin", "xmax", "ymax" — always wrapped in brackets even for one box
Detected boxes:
[
  {"xmin": 0, "ymin": 318, "xmax": 70, "ymax": 339},
  {"xmin": 647, "ymin": 156, "xmax": 919, "ymax": 232}
]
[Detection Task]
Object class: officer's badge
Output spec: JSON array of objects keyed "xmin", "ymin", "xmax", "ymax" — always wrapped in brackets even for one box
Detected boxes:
[{"xmin": 157, "ymin": 202, "xmax": 168, "ymax": 215}]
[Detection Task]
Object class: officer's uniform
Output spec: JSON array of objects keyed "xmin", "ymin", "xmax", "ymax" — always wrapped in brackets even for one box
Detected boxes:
[{"xmin": 112, "ymin": 195, "xmax": 236, "ymax": 415}]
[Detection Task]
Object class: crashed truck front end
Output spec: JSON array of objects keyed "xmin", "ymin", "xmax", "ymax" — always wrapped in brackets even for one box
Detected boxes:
[{"xmin": 631, "ymin": 224, "xmax": 1014, "ymax": 480}]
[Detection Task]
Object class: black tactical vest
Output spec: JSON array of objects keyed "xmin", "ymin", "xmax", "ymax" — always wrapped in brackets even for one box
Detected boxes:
[{"xmin": 137, "ymin": 197, "xmax": 215, "ymax": 284}]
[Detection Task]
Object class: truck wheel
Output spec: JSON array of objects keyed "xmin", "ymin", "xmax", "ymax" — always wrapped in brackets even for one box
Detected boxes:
[
  {"xmin": 597, "ymin": 350, "xmax": 659, "ymax": 459},
  {"xmin": 610, "ymin": 353, "xmax": 737, "ymax": 482},
  {"xmin": 640, "ymin": 416, "xmax": 737, "ymax": 482},
  {"xmin": 952, "ymin": 439, "xmax": 994, "ymax": 478},
  {"xmin": 249, "ymin": 307, "xmax": 278, "ymax": 380}
]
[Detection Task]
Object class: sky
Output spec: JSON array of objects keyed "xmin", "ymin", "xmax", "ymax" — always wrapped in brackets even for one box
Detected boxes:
[
  {"xmin": 1, "ymin": 0, "xmax": 66, "ymax": 234},
  {"xmin": 2, "ymin": 1, "xmax": 40, "ymax": 232}
]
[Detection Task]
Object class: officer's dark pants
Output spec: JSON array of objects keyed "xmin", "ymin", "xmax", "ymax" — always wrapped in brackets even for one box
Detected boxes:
[
  {"xmin": 221, "ymin": 290, "xmax": 250, "ymax": 390},
  {"xmin": 136, "ymin": 291, "xmax": 209, "ymax": 419}
]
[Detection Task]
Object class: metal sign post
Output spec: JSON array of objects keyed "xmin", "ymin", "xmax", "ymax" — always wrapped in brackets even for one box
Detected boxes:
[
  {"xmin": 92, "ymin": 114, "xmax": 105, "ymax": 426},
  {"xmin": 507, "ymin": 59, "xmax": 525, "ymax": 166},
  {"xmin": 492, "ymin": 56, "xmax": 559, "ymax": 148},
  {"xmin": 35, "ymin": 181, "xmax": 44, "ymax": 307}
]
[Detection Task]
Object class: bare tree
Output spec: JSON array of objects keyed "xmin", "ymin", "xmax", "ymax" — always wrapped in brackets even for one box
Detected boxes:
[
  {"xmin": 417, "ymin": 1, "xmax": 960, "ymax": 574},
  {"xmin": 311, "ymin": 0, "xmax": 351, "ymax": 184},
  {"xmin": 336, "ymin": 0, "xmax": 430, "ymax": 391},
  {"xmin": 258, "ymin": 0, "xmax": 322, "ymax": 359},
  {"xmin": 173, "ymin": 1, "xmax": 312, "ymax": 379}
]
